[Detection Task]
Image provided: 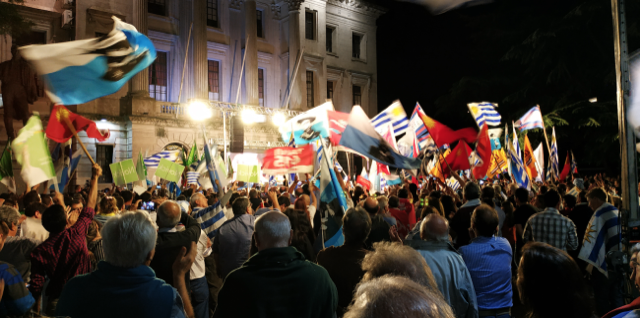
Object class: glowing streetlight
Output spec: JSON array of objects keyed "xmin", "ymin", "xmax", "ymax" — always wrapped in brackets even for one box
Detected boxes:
[
  {"xmin": 188, "ymin": 101, "xmax": 212, "ymax": 121},
  {"xmin": 272, "ymin": 113, "xmax": 286, "ymax": 126},
  {"xmin": 242, "ymin": 109, "xmax": 257, "ymax": 124}
]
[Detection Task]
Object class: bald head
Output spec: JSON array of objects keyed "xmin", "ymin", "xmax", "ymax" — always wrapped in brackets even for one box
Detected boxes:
[
  {"xmin": 254, "ymin": 211, "xmax": 292, "ymax": 251},
  {"xmin": 157, "ymin": 200, "xmax": 181, "ymax": 228},
  {"xmin": 363, "ymin": 197, "xmax": 380, "ymax": 215},
  {"xmin": 420, "ymin": 214, "xmax": 449, "ymax": 242}
]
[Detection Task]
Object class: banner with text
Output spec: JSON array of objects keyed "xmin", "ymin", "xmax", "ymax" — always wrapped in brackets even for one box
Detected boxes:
[
  {"xmin": 109, "ymin": 159, "xmax": 139, "ymax": 186},
  {"xmin": 236, "ymin": 164, "xmax": 260, "ymax": 183},
  {"xmin": 154, "ymin": 158, "xmax": 185, "ymax": 183},
  {"xmin": 262, "ymin": 144, "xmax": 314, "ymax": 175}
]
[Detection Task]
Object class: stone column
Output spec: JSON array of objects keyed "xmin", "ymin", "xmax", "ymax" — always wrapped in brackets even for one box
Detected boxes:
[
  {"xmin": 244, "ymin": 0, "xmax": 259, "ymax": 105},
  {"xmin": 131, "ymin": 0, "xmax": 149, "ymax": 96},
  {"xmin": 286, "ymin": 0, "xmax": 303, "ymax": 110},
  {"xmin": 178, "ymin": 0, "xmax": 194, "ymax": 102},
  {"xmin": 193, "ymin": 0, "xmax": 209, "ymax": 100}
]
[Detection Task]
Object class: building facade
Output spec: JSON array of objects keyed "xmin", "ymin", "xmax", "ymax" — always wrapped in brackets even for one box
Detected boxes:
[{"xmin": 0, "ymin": 0, "xmax": 384, "ymax": 189}]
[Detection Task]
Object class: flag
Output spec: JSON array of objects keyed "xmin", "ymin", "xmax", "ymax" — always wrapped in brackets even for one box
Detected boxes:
[
  {"xmin": 327, "ymin": 110, "xmax": 350, "ymax": 146},
  {"xmin": 19, "ymin": 17, "xmax": 156, "ymax": 105},
  {"xmin": 472, "ymin": 124, "xmax": 492, "ymax": 179},
  {"xmin": 468, "ymin": 102, "xmax": 501, "ymax": 127},
  {"xmin": 579, "ymin": 203, "xmax": 621, "ymax": 276},
  {"xmin": 430, "ymin": 149, "xmax": 451, "ymax": 183},
  {"xmin": 144, "ymin": 150, "xmax": 180, "ymax": 168},
  {"xmin": 214, "ymin": 153, "xmax": 229, "ymax": 190},
  {"xmin": 0, "ymin": 142, "xmax": 16, "ymax": 193},
  {"xmin": 339, "ymin": 106, "xmax": 422, "ymax": 170},
  {"xmin": 409, "ymin": 104, "xmax": 431, "ymax": 149},
  {"xmin": 356, "ymin": 173, "xmax": 371, "ymax": 190},
  {"xmin": 445, "ymin": 141, "xmax": 473, "ymax": 172},
  {"xmin": 334, "ymin": 161, "xmax": 349, "ymax": 182},
  {"xmin": 318, "ymin": 138, "xmax": 347, "ymax": 249},
  {"xmin": 515, "ymin": 106, "xmax": 544, "ymax": 131},
  {"xmin": 508, "ymin": 125, "xmax": 530, "ymax": 189},
  {"xmin": 533, "ymin": 143, "xmax": 545, "ymax": 182},
  {"xmin": 446, "ymin": 177, "xmax": 461, "ymax": 191},
  {"xmin": 419, "ymin": 113, "xmax": 477, "ymax": 147},
  {"xmin": 371, "ymin": 100, "xmax": 409, "ymax": 136},
  {"xmin": 550, "ymin": 127, "xmax": 560, "ymax": 179},
  {"xmin": 279, "ymin": 102, "xmax": 333, "ymax": 145},
  {"xmin": 136, "ymin": 150, "xmax": 147, "ymax": 182},
  {"xmin": 13, "ymin": 114, "xmax": 56, "ymax": 186},
  {"xmin": 571, "ymin": 151, "xmax": 578, "ymax": 174},
  {"xmin": 187, "ymin": 171, "xmax": 199, "ymax": 185},
  {"xmin": 488, "ymin": 128, "xmax": 503, "ymax": 149},
  {"xmin": 51, "ymin": 149, "xmax": 82, "ymax": 191},
  {"xmin": 559, "ymin": 152, "xmax": 572, "ymax": 181},
  {"xmin": 505, "ymin": 123, "xmax": 511, "ymax": 177},
  {"xmin": 487, "ymin": 149, "xmax": 508, "ymax": 179},
  {"xmin": 523, "ymin": 135, "xmax": 538, "ymax": 181},
  {"xmin": 46, "ymin": 105, "xmax": 110, "ymax": 143},
  {"xmin": 203, "ymin": 143, "xmax": 219, "ymax": 192},
  {"xmin": 184, "ymin": 143, "xmax": 198, "ymax": 168},
  {"xmin": 262, "ymin": 144, "xmax": 314, "ymax": 175}
]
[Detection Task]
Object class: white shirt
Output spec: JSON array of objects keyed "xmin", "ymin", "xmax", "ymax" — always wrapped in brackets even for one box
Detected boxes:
[
  {"xmin": 308, "ymin": 205, "xmax": 316, "ymax": 228},
  {"xmin": 190, "ymin": 229, "xmax": 212, "ymax": 280},
  {"xmin": 21, "ymin": 217, "xmax": 49, "ymax": 241}
]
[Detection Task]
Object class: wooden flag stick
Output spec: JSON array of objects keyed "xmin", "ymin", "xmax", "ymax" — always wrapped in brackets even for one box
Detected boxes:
[{"xmin": 60, "ymin": 115, "xmax": 96, "ymax": 165}]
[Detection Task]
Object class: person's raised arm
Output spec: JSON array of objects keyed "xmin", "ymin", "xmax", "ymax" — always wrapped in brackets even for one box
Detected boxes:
[
  {"xmin": 287, "ymin": 175, "xmax": 299, "ymax": 194},
  {"xmin": 87, "ymin": 164, "xmax": 102, "ymax": 210},
  {"xmin": 268, "ymin": 190, "xmax": 280, "ymax": 211},
  {"xmin": 310, "ymin": 184, "xmax": 318, "ymax": 208},
  {"xmin": 173, "ymin": 242, "xmax": 197, "ymax": 318}
]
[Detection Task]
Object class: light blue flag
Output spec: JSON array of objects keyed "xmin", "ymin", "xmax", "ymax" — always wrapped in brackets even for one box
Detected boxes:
[
  {"xmin": 578, "ymin": 203, "xmax": 621, "ymax": 275},
  {"xmin": 204, "ymin": 143, "xmax": 219, "ymax": 193},
  {"xmin": 50, "ymin": 149, "xmax": 82, "ymax": 191},
  {"xmin": 19, "ymin": 17, "xmax": 156, "ymax": 105},
  {"xmin": 316, "ymin": 138, "xmax": 347, "ymax": 251},
  {"xmin": 468, "ymin": 102, "xmax": 502, "ymax": 127},
  {"xmin": 509, "ymin": 125, "xmax": 530, "ymax": 189}
]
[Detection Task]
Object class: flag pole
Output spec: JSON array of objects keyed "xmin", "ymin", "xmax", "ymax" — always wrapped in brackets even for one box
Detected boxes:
[
  {"xmin": 235, "ymin": 37, "xmax": 250, "ymax": 106},
  {"xmin": 59, "ymin": 112, "xmax": 96, "ymax": 165},
  {"xmin": 536, "ymin": 105, "xmax": 553, "ymax": 156},
  {"xmin": 177, "ymin": 22, "xmax": 194, "ymax": 107}
]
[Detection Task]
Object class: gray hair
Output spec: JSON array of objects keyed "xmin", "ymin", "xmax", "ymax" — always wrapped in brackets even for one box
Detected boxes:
[
  {"xmin": 102, "ymin": 211, "xmax": 157, "ymax": 268},
  {"xmin": 156, "ymin": 201, "xmax": 181, "ymax": 228},
  {"xmin": 0, "ymin": 206, "xmax": 20, "ymax": 227},
  {"xmin": 377, "ymin": 196, "xmax": 389, "ymax": 211},
  {"xmin": 190, "ymin": 193, "xmax": 205, "ymax": 208},
  {"xmin": 255, "ymin": 211, "xmax": 291, "ymax": 248}
]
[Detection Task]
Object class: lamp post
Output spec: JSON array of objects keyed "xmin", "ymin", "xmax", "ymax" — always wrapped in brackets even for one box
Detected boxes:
[{"xmin": 188, "ymin": 100, "xmax": 213, "ymax": 158}]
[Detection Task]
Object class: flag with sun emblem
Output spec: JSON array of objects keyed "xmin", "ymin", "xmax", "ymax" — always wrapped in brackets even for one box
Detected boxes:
[
  {"xmin": 578, "ymin": 202, "xmax": 621, "ymax": 276},
  {"xmin": 468, "ymin": 102, "xmax": 502, "ymax": 127}
]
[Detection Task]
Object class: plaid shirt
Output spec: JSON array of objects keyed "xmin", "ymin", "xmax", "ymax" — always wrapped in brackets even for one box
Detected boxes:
[
  {"xmin": 523, "ymin": 207, "xmax": 578, "ymax": 251},
  {"xmin": 29, "ymin": 207, "xmax": 95, "ymax": 298}
]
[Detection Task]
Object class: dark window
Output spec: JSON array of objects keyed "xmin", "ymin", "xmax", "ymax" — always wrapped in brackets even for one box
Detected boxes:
[
  {"xmin": 353, "ymin": 85, "xmax": 361, "ymax": 105},
  {"xmin": 207, "ymin": 0, "xmax": 218, "ymax": 27},
  {"xmin": 326, "ymin": 27, "xmax": 333, "ymax": 52},
  {"xmin": 327, "ymin": 81, "xmax": 334, "ymax": 100},
  {"xmin": 306, "ymin": 71, "xmax": 314, "ymax": 108},
  {"xmin": 305, "ymin": 11, "xmax": 314, "ymax": 40},
  {"xmin": 257, "ymin": 10, "xmax": 263, "ymax": 38},
  {"xmin": 149, "ymin": 51, "xmax": 168, "ymax": 101},
  {"xmin": 258, "ymin": 69, "xmax": 264, "ymax": 100},
  {"xmin": 352, "ymin": 33, "xmax": 361, "ymax": 59},
  {"xmin": 208, "ymin": 60, "xmax": 220, "ymax": 100},
  {"xmin": 97, "ymin": 145, "xmax": 114, "ymax": 183},
  {"xmin": 148, "ymin": 0, "xmax": 166, "ymax": 16}
]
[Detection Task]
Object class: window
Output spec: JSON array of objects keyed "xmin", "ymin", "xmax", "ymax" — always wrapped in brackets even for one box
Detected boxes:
[
  {"xmin": 257, "ymin": 10, "xmax": 264, "ymax": 38},
  {"xmin": 352, "ymin": 33, "xmax": 361, "ymax": 59},
  {"xmin": 353, "ymin": 85, "xmax": 361, "ymax": 105},
  {"xmin": 306, "ymin": 71, "xmax": 314, "ymax": 108},
  {"xmin": 258, "ymin": 69, "xmax": 265, "ymax": 106},
  {"xmin": 96, "ymin": 145, "xmax": 114, "ymax": 183},
  {"xmin": 207, "ymin": 0, "xmax": 218, "ymax": 27},
  {"xmin": 148, "ymin": 0, "xmax": 166, "ymax": 16},
  {"xmin": 305, "ymin": 11, "xmax": 314, "ymax": 40},
  {"xmin": 149, "ymin": 51, "xmax": 168, "ymax": 101},
  {"xmin": 208, "ymin": 60, "xmax": 220, "ymax": 100},
  {"xmin": 326, "ymin": 27, "xmax": 333, "ymax": 53},
  {"xmin": 327, "ymin": 81, "xmax": 333, "ymax": 100}
]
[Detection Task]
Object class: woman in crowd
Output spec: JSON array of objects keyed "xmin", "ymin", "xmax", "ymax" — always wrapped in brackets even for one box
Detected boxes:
[
  {"xmin": 283, "ymin": 208, "xmax": 316, "ymax": 262},
  {"xmin": 86, "ymin": 219, "xmax": 105, "ymax": 271},
  {"xmin": 94, "ymin": 196, "xmax": 119, "ymax": 224}
]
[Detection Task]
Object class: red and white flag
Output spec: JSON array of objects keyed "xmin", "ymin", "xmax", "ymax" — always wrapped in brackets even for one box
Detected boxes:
[{"xmin": 262, "ymin": 144, "xmax": 314, "ymax": 175}]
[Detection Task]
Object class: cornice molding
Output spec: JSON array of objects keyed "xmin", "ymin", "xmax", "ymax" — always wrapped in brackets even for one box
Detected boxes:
[
  {"xmin": 229, "ymin": 0, "xmax": 244, "ymax": 11},
  {"xmin": 326, "ymin": 0, "xmax": 386, "ymax": 18}
]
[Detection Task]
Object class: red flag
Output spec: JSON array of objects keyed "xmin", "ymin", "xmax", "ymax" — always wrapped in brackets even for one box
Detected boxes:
[
  {"xmin": 420, "ymin": 113, "xmax": 477, "ymax": 146},
  {"xmin": 445, "ymin": 141, "xmax": 473, "ymax": 172},
  {"xmin": 356, "ymin": 175, "xmax": 371, "ymax": 190},
  {"xmin": 46, "ymin": 105, "xmax": 110, "ymax": 143},
  {"xmin": 261, "ymin": 144, "xmax": 315, "ymax": 175},
  {"xmin": 559, "ymin": 152, "xmax": 572, "ymax": 181},
  {"xmin": 327, "ymin": 110, "xmax": 350, "ymax": 146},
  {"xmin": 472, "ymin": 124, "xmax": 492, "ymax": 179}
]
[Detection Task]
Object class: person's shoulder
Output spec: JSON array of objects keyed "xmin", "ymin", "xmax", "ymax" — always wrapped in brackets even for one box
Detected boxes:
[{"xmin": 316, "ymin": 246, "xmax": 339, "ymax": 261}]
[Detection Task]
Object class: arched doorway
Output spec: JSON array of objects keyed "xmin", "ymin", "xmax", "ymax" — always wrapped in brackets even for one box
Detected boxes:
[{"xmin": 162, "ymin": 142, "xmax": 189, "ymax": 165}]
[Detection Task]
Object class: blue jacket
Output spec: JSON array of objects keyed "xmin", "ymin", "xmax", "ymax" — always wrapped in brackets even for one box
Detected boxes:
[{"xmin": 0, "ymin": 262, "xmax": 35, "ymax": 316}]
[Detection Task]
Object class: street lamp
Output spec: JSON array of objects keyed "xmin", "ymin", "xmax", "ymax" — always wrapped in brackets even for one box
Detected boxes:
[
  {"xmin": 272, "ymin": 113, "xmax": 286, "ymax": 126},
  {"xmin": 242, "ymin": 109, "xmax": 257, "ymax": 124},
  {"xmin": 188, "ymin": 100, "xmax": 213, "ymax": 121}
]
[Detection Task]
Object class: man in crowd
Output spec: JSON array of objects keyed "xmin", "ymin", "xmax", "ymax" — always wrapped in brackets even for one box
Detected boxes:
[
  {"xmin": 190, "ymin": 219, "xmax": 212, "ymax": 318},
  {"xmin": 377, "ymin": 196, "xmax": 396, "ymax": 227},
  {"xmin": 450, "ymin": 182, "xmax": 482, "ymax": 248},
  {"xmin": 56, "ymin": 211, "xmax": 197, "ymax": 318},
  {"xmin": 568, "ymin": 191, "xmax": 594, "ymax": 270},
  {"xmin": 459, "ymin": 205, "xmax": 512, "ymax": 318},
  {"xmin": 523, "ymin": 189, "xmax": 578, "ymax": 251},
  {"xmin": 513, "ymin": 187, "xmax": 538, "ymax": 255},
  {"xmin": 0, "ymin": 205, "xmax": 40, "ymax": 284},
  {"xmin": 214, "ymin": 211, "xmax": 338, "ymax": 318},
  {"xmin": 21, "ymin": 203, "xmax": 48, "ymax": 241},
  {"xmin": 317, "ymin": 207, "xmax": 371, "ymax": 317},
  {"xmin": 213, "ymin": 197, "xmax": 255, "ymax": 279},
  {"xmin": 362, "ymin": 197, "xmax": 390, "ymax": 247},
  {"xmin": 120, "ymin": 190, "xmax": 134, "ymax": 210},
  {"xmin": 30, "ymin": 164, "xmax": 101, "ymax": 315},
  {"xmin": 388, "ymin": 194, "xmax": 415, "ymax": 239},
  {"xmin": 405, "ymin": 213, "xmax": 478, "ymax": 318}
]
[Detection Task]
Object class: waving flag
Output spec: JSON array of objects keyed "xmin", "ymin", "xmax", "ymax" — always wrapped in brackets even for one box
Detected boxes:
[
  {"xmin": 0, "ymin": 142, "xmax": 16, "ymax": 193},
  {"xmin": 279, "ymin": 102, "xmax": 333, "ymax": 145},
  {"xmin": 410, "ymin": 104, "xmax": 431, "ymax": 149},
  {"xmin": 144, "ymin": 150, "xmax": 180, "ymax": 168},
  {"xmin": 184, "ymin": 143, "xmax": 198, "ymax": 169},
  {"xmin": 445, "ymin": 141, "xmax": 472, "ymax": 172},
  {"xmin": 509, "ymin": 125, "xmax": 530, "ymax": 189},
  {"xmin": 446, "ymin": 177, "xmax": 461, "ymax": 191},
  {"xmin": 550, "ymin": 127, "xmax": 560, "ymax": 179},
  {"xmin": 515, "ymin": 106, "xmax": 544, "ymax": 131},
  {"xmin": 187, "ymin": 171, "xmax": 199, "ymax": 185},
  {"xmin": 203, "ymin": 143, "xmax": 219, "ymax": 192},
  {"xmin": 472, "ymin": 124, "xmax": 492, "ymax": 179},
  {"xmin": 262, "ymin": 144, "xmax": 314, "ymax": 175},
  {"xmin": 14, "ymin": 114, "xmax": 56, "ymax": 186},
  {"xmin": 371, "ymin": 100, "xmax": 409, "ymax": 136},
  {"xmin": 46, "ymin": 105, "xmax": 110, "ymax": 143},
  {"xmin": 317, "ymin": 138, "xmax": 347, "ymax": 249},
  {"xmin": 340, "ymin": 106, "xmax": 421, "ymax": 170},
  {"xmin": 51, "ymin": 149, "xmax": 82, "ymax": 191},
  {"xmin": 579, "ymin": 203, "xmax": 621, "ymax": 276},
  {"xmin": 419, "ymin": 113, "xmax": 477, "ymax": 147},
  {"xmin": 430, "ymin": 148, "xmax": 451, "ymax": 183},
  {"xmin": 571, "ymin": 151, "xmax": 578, "ymax": 174},
  {"xmin": 523, "ymin": 135, "xmax": 538, "ymax": 181},
  {"xmin": 468, "ymin": 102, "xmax": 501, "ymax": 127},
  {"xmin": 19, "ymin": 17, "xmax": 156, "ymax": 105},
  {"xmin": 558, "ymin": 152, "xmax": 572, "ymax": 181},
  {"xmin": 533, "ymin": 143, "xmax": 545, "ymax": 181},
  {"xmin": 327, "ymin": 110, "xmax": 350, "ymax": 146}
]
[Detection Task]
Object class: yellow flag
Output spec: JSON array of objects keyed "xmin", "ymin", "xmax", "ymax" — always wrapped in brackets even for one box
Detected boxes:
[
  {"xmin": 430, "ymin": 149, "xmax": 451, "ymax": 182},
  {"xmin": 523, "ymin": 135, "xmax": 538, "ymax": 180},
  {"xmin": 487, "ymin": 149, "xmax": 508, "ymax": 179}
]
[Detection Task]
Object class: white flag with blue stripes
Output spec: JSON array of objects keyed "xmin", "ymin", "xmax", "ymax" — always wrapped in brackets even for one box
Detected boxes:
[
  {"xmin": 468, "ymin": 102, "xmax": 501, "ymax": 127},
  {"xmin": 578, "ymin": 203, "xmax": 621, "ymax": 276},
  {"xmin": 371, "ymin": 100, "xmax": 409, "ymax": 136},
  {"xmin": 144, "ymin": 150, "xmax": 180, "ymax": 168}
]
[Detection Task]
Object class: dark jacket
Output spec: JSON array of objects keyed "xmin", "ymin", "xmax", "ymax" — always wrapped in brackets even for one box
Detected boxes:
[
  {"xmin": 317, "ymin": 243, "xmax": 368, "ymax": 317},
  {"xmin": 214, "ymin": 246, "xmax": 338, "ymax": 318},
  {"xmin": 450, "ymin": 199, "xmax": 481, "ymax": 249}
]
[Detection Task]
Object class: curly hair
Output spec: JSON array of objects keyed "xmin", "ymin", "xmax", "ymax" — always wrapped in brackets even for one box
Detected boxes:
[{"xmin": 98, "ymin": 196, "xmax": 119, "ymax": 215}]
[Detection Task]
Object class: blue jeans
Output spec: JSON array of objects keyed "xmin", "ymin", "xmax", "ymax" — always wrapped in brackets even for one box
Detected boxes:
[{"xmin": 190, "ymin": 276, "xmax": 210, "ymax": 318}]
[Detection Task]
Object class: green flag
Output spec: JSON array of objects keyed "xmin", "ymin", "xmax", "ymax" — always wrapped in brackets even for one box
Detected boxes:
[
  {"xmin": 136, "ymin": 150, "xmax": 147, "ymax": 181},
  {"xmin": 0, "ymin": 141, "xmax": 16, "ymax": 193},
  {"xmin": 236, "ymin": 164, "xmax": 260, "ymax": 183},
  {"xmin": 110, "ymin": 159, "xmax": 139, "ymax": 186},
  {"xmin": 13, "ymin": 114, "xmax": 55, "ymax": 186},
  {"xmin": 155, "ymin": 158, "xmax": 185, "ymax": 183},
  {"xmin": 185, "ymin": 143, "xmax": 198, "ymax": 168}
]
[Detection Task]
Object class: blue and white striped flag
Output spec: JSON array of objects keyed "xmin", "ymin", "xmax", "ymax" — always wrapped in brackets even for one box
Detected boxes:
[
  {"xmin": 515, "ymin": 106, "xmax": 545, "ymax": 131},
  {"xmin": 468, "ymin": 102, "xmax": 501, "ymax": 127},
  {"xmin": 410, "ymin": 104, "xmax": 431, "ymax": 149},
  {"xmin": 371, "ymin": 100, "xmax": 409, "ymax": 136},
  {"xmin": 144, "ymin": 150, "xmax": 180, "ymax": 168},
  {"xmin": 186, "ymin": 171, "xmax": 199, "ymax": 185},
  {"xmin": 509, "ymin": 125, "xmax": 530, "ymax": 190},
  {"xmin": 316, "ymin": 138, "xmax": 347, "ymax": 250},
  {"xmin": 446, "ymin": 177, "xmax": 461, "ymax": 191},
  {"xmin": 578, "ymin": 203, "xmax": 621, "ymax": 276},
  {"xmin": 550, "ymin": 127, "xmax": 560, "ymax": 179}
]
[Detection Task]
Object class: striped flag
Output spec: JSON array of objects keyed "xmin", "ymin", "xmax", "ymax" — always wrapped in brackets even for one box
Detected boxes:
[
  {"xmin": 515, "ymin": 106, "xmax": 545, "ymax": 131},
  {"xmin": 550, "ymin": 127, "xmax": 560, "ymax": 179},
  {"xmin": 509, "ymin": 125, "xmax": 531, "ymax": 189},
  {"xmin": 144, "ymin": 150, "xmax": 180, "ymax": 168},
  {"xmin": 186, "ymin": 171, "xmax": 199, "ymax": 185},
  {"xmin": 371, "ymin": 100, "xmax": 409, "ymax": 136},
  {"xmin": 468, "ymin": 102, "xmax": 501, "ymax": 127},
  {"xmin": 409, "ymin": 104, "xmax": 430, "ymax": 149},
  {"xmin": 446, "ymin": 177, "xmax": 461, "ymax": 191},
  {"xmin": 579, "ymin": 203, "xmax": 621, "ymax": 275},
  {"xmin": 571, "ymin": 150, "xmax": 578, "ymax": 174}
]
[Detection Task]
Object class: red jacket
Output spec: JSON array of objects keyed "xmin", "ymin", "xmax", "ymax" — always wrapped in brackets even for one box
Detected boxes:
[
  {"xmin": 389, "ymin": 198, "xmax": 416, "ymax": 238},
  {"xmin": 602, "ymin": 297, "xmax": 640, "ymax": 318}
]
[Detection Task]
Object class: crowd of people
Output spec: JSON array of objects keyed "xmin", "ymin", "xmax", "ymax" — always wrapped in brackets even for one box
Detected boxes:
[{"xmin": 0, "ymin": 164, "xmax": 635, "ymax": 318}]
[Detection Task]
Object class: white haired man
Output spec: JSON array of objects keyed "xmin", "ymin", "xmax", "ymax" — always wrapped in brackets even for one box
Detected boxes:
[
  {"xmin": 56, "ymin": 211, "xmax": 198, "ymax": 318},
  {"xmin": 213, "ymin": 211, "xmax": 338, "ymax": 318}
]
